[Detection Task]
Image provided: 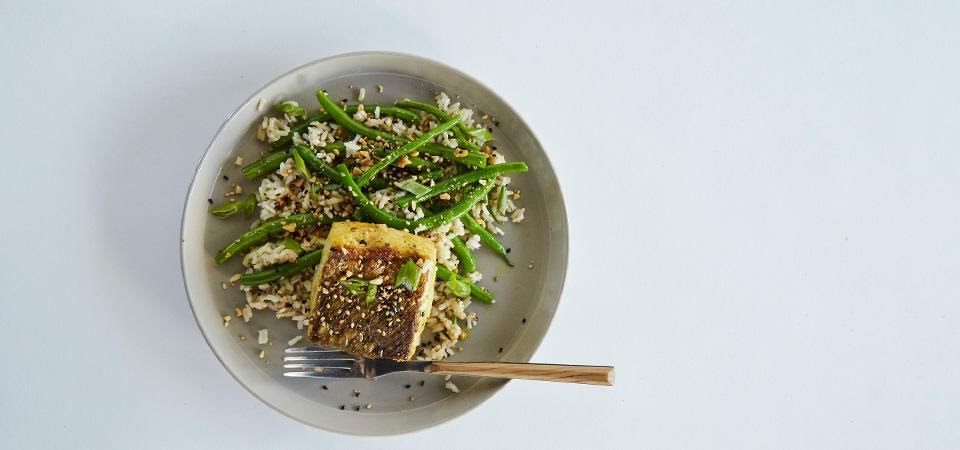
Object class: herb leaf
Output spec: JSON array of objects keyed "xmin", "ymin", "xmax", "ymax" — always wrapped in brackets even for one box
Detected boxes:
[
  {"xmin": 365, "ymin": 284, "xmax": 378, "ymax": 304},
  {"xmin": 292, "ymin": 149, "xmax": 311, "ymax": 180}
]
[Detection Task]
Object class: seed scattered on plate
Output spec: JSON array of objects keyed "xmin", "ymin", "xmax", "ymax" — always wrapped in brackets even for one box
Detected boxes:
[
  {"xmin": 339, "ymin": 405, "xmax": 345, "ymax": 410},
  {"xmin": 408, "ymin": 395, "xmax": 415, "ymax": 401},
  {"xmin": 257, "ymin": 350, "xmax": 265, "ymax": 359},
  {"xmin": 377, "ymin": 84, "xmax": 384, "ymax": 93},
  {"xmin": 365, "ymin": 404, "xmax": 372, "ymax": 409},
  {"xmin": 321, "ymin": 385, "xmax": 328, "ymax": 390}
]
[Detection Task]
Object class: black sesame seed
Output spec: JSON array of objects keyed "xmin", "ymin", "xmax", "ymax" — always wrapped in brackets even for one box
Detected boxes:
[
  {"xmin": 493, "ymin": 120, "xmax": 500, "ymax": 126},
  {"xmin": 487, "ymin": 127, "xmax": 493, "ymax": 132},
  {"xmin": 419, "ymin": 380, "xmax": 425, "ymax": 386},
  {"xmin": 498, "ymin": 347, "xmax": 503, "ymax": 353},
  {"xmin": 522, "ymin": 318, "xmax": 527, "ymax": 324},
  {"xmin": 223, "ymin": 175, "xmax": 229, "ymax": 180},
  {"xmin": 353, "ymin": 391, "xmax": 360, "ymax": 397},
  {"xmin": 506, "ymin": 248, "xmax": 512, "ymax": 254},
  {"xmin": 405, "ymin": 384, "xmax": 411, "ymax": 389},
  {"xmin": 321, "ymin": 385, "xmax": 328, "ymax": 390},
  {"xmin": 207, "ymin": 198, "xmax": 213, "ymax": 204},
  {"xmin": 353, "ymin": 405, "xmax": 361, "ymax": 411},
  {"xmin": 339, "ymin": 405, "xmax": 345, "ymax": 410}
]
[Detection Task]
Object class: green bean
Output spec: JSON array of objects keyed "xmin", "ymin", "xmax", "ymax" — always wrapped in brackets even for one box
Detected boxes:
[
  {"xmin": 396, "ymin": 162, "xmax": 528, "ymax": 207},
  {"xmin": 435, "ymin": 265, "xmax": 493, "ymax": 304},
  {"xmin": 337, "ymin": 164, "xmax": 416, "ymax": 231},
  {"xmin": 317, "ymin": 91, "xmax": 401, "ymax": 143},
  {"xmin": 413, "ymin": 180, "xmax": 496, "ymax": 230},
  {"xmin": 239, "ymin": 248, "xmax": 325, "ymax": 285},
  {"xmin": 356, "ymin": 115, "xmax": 462, "ymax": 187},
  {"xmin": 270, "ymin": 105, "xmax": 418, "ymax": 150},
  {"xmin": 295, "ymin": 145, "xmax": 341, "ymax": 181},
  {"xmin": 317, "ymin": 90, "xmax": 486, "ymax": 168},
  {"xmin": 462, "ymin": 214, "xmax": 513, "ymax": 266},
  {"xmin": 270, "ymin": 112, "xmax": 330, "ymax": 149},
  {"xmin": 242, "ymin": 150, "xmax": 290, "ymax": 179},
  {"xmin": 215, "ymin": 214, "xmax": 324, "ymax": 264},
  {"xmin": 345, "ymin": 104, "xmax": 419, "ymax": 123},
  {"xmin": 419, "ymin": 143, "xmax": 487, "ymax": 168},
  {"xmin": 450, "ymin": 236, "xmax": 476, "ymax": 273},
  {"xmin": 211, "ymin": 195, "xmax": 256, "ymax": 219},
  {"xmin": 395, "ymin": 99, "xmax": 481, "ymax": 151}
]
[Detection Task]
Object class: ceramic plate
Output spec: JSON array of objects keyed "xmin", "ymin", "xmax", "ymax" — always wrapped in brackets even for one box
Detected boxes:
[{"xmin": 180, "ymin": 52, "xmax": 568, "ymax": 435}]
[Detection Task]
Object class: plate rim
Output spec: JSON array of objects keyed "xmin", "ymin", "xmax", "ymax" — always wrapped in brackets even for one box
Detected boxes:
[{"xmin": 180, "ymin": 50, "xmax": 569, "ymax": 434}]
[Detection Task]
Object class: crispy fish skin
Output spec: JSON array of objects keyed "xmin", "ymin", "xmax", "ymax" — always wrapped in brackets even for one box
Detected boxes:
[{"xmin": 307, "ymin": 222, "xmax": 436, "ymax": 360}]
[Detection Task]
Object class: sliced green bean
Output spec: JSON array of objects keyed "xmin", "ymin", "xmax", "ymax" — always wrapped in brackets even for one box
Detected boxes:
[
  {"xmin": 419, "ymin": 143, "xmax": 487, "ymax": 168},
  {"xmin": 242, "ymin": 150, "xmax": 290, "ymax": 179},
  {"xmin": 295, "ymin": 145, "xmax": 341, "ymax": 181},
  {"xmin": 450, "ymin": 236, "xmax": 476, "ymax": 273},
  {"xmin": 395, "ymin": 99, "xmax": 481, "ymax": 151},
  {"xmin": 239, "ymin": 248, "xmax": 325, "ymax": 285},
  {"xmin": 317, "ymin": 91, "xmax": 401, "ymax": 143},
  {"xmin": 318, "ymin": 90, "xmax": 486, "ymax": 167},
  {"xmin": 435, "ymin": 265, "xmax": 493, "ymax": 304},
  {"xmin": 337, "ymin": 164, "xmax": 416, "ymax": 231},
  {"xmin": 396, "ymin": 162, "xmax": 528, "ymax": 207},
  {"xmin": 215, "ymin": 214, "xmax": 324, "ymax": 264},
  {"xmin": 414, "ymin": 180, "xmax": 496, "ymax": 230},
  {"xmin": 270, "ymin": 105, "xmax": 418, "ymax": 150},
  {"xmin": 356, "ymin": 115, "xmax": 462, "ymax": 187},
  {"xmin": 462, "ymin": 214, "xmax": 513, "ymax": 267}
]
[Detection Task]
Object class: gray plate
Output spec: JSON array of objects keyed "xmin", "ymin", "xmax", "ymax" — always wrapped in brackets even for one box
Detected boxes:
[{"xmin": 180, "ymin": 52, "xmax": 568, "ymax": 435}]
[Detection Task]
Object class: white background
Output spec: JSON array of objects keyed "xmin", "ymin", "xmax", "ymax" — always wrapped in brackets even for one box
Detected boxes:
[{"xmin": 1, "ymin": 1, "xmax": 958, "ymax": 448}]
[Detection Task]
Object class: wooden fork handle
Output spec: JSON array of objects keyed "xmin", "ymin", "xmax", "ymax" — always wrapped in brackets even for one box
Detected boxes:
[{"xmin": 427, "ymin": 362, "xmax": 615, "ymax": 386}]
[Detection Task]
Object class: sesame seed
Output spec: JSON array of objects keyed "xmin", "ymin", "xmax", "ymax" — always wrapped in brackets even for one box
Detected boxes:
[
  {"xmin": 339, "ymin": 405, "xmax": 345, "ymax": 410},
  {"xmin": 223, "ymin": 175, "xmax": 229, "ymax": 181},
  {"xmin": 321, "ymin": 385, "xmax": 328, "ymax": 390},
  {"xmin": 419, "ymin": 380, "xmax": 425, "ymax": 386},
  {"xmin": 522, "ymin": 318, "xmax": 527, "ymax": 324},
  {"xmin": 498, "ymin": 347, "xmax": 503, "ymax": 353}
]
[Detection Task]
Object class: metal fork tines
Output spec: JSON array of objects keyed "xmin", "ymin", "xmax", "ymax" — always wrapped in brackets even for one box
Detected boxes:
[
  {"xmin": 282, "ymin": 347, "xmax": 362, "ymax": 378},
  {"xmin": 283, "ymin": 347, "xmax": 430, "ymax": 379}
]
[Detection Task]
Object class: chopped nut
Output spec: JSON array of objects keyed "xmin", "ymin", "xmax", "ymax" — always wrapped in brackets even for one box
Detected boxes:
[
  {"xmin": 453, "ymin": 149, "xmax": 469, "ymax": 158},
  {"xmin": 439, "ymin": 193, "xmax": 451, "ymax": 200},
  {"xmin": 239, "ymin": 334, "xmax": 247, "ymax": 341},
  {"xmin": 234, "ymin": 185, "xmax": 242, "ymax": 194},
  {"xmin": 222, "ymin": 315, "xmax": 231, "ymax": 327},
  {"xmin": 396, "ymin": 156, "xmax": 411, "ymax": 168},
  {"xmin": 234, "ymin": 156, "xmax": 244, "ymax": 166},
  {"xmin": 282, "ymin": 223, "xmax": 297, "ymax": 232},
  {"xmin": 257, "ymin": 350, "xmax": 265, "ymax": 359},
  {"xmin": 377, "ymin": 85, "xmax": 384, "ymax": 93}
]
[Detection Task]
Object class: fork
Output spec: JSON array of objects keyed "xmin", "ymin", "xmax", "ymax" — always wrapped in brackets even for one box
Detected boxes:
[{"xmin": 284, "ymin": 347, "xmax": 615, "ymax": 386}]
